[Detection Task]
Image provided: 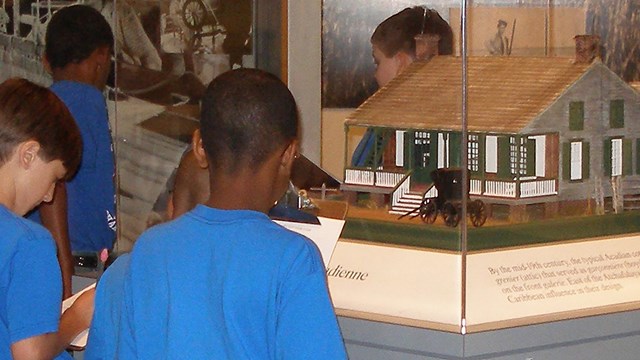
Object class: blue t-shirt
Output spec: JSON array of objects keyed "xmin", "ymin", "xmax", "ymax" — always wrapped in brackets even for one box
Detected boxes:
[
  {"xmin": 84, "ymin": 253, "xmax": 130, "ymax": 360},
  {"xmin": 29, "ymin": 80, "xmax": 116, "ymax": 251},
  {"xmin": 116, "ymin": 205, "xmax": 347, "ymax": 359},
  {"xmin": 0, "ymin": 206, "xmax": 71, "ymax": 359}
]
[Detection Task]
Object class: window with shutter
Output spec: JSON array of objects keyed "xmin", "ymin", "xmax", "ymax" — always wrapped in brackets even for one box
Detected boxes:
[
  {"xmin": 610, "ymin": 100, "xmax": 624, "ymax": 128},
  {"xmin": 569, "ymin": 101, "xmax": 584, "ymax": 131}
]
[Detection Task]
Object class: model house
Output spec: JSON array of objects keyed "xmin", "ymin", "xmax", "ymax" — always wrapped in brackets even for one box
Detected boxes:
[{"xmin": 342, "ymin": 36, "xmax": 640, "ymax": 221}]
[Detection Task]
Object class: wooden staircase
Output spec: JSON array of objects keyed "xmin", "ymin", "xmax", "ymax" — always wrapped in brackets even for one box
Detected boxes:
[{"xmin": 389, "ymin": 190, "xmax": 425, "ymax": 216}]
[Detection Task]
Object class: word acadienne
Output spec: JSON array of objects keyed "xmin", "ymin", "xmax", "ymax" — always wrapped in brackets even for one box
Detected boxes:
[{"xmin": 327, "ymin": 265, "xmax": 369, "ymax": 281}]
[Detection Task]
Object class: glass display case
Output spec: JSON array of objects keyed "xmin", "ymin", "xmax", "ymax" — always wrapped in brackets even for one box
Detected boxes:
[{"xmin": 321, "ymin": 0, "xmax": 640, "ymax": 341}]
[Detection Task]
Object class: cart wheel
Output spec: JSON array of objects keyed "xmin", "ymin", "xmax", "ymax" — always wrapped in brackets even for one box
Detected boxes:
[
  {"xmin": 469, "ymin": 200, "xmax": 487, "ymax": 227},
  {"xmin": 442, "ymin": 202, "xmax": 460, "ymax": 227},
  {"xmin": 182, "ymin": 0, "xmax": 207, "ymax": 30},
  {"xmin": 420, "ymin": 200, "xmax": 437, "ymax": 224}
]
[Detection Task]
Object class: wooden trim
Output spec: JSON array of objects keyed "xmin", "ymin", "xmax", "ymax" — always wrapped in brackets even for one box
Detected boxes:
[
  {"xmin": 466, "ymin": 301, "xmax": 640, "ymax": 333},
  {"xmin": 335, "ymin": 308, "xmax": 461, "ymax": 333}
]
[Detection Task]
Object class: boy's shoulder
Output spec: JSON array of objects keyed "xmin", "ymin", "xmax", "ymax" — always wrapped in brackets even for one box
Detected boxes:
[
  {"xmin": 134, "ymin": 206, "xmax": 316, "ymax": 252},
  {"xmin": 0, "ymin": 208, "xmax": 55, "ymax": 253},
  {"xmin": 50, "ymin": 81, "xmax": 104, "ymax": 109}
]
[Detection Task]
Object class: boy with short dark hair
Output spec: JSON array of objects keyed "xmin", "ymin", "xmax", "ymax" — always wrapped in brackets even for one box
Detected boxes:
[
  {"xmin": 111, "ymin": 68, "xmax": 347, "ymax": 359},
  {"xmin": 353, "ymin": 7, "xmax": 453, "ymax": 166},
  {"xmin": 29, "ymin": 4, "xmax": 117, "ymax": 298},
  {"xmin": 0, "ymin": 77, "xmax": 94, "ymax": 359}
]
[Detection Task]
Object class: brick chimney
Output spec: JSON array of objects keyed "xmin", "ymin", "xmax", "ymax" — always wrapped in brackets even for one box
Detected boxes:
[
  {"xmin": 574, "ymin": 35, "xmax": 600, "ymax": 64},
  {"xmin": 415, "ymin": 34, "xmax": 440, "ymax": 61}
]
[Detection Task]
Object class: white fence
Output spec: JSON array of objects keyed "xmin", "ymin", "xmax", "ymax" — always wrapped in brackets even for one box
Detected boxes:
[
  {"xmin": 520, "ymin": 179, "xmax": 557, "ymax": 198},
  {"xmin": 346, "ymin": 168, "xmax": 557, "ymax": 200},
  {"xmin": 344, "ymin": 169, "xmax": 405, "ymax": 188}
]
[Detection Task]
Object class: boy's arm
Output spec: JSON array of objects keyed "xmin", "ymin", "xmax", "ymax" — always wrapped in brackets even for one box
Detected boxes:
[
  {"xmin": 277, "ymin": 245, "xmax": 347, "ymax": 359},
  {"xmin": 39, "ymin": 182, "xmax": 74, "ymax": 299},
  {"xmin": 10, "ymin": 289, "xmax": 95, "ymax": 360}
]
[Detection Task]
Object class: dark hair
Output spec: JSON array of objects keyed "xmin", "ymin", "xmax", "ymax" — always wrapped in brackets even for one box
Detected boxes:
[
  {"xmin": 371, "ymin": 7, "xmax": 453, "ymax": 58},
  {"xmin": 45, "ymin": 5, "xmax": 114, "ymax": 69},
  {"xmin": 0, "ymin": 78, "xmax": 82, "ymax": 178},
  {"xmin": 200, "ymin": 69, "xmax": 298, "ymax": 174}
]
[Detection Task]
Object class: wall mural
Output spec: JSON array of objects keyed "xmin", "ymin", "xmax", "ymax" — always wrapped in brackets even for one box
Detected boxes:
[{"xmin": 0, "ymin": 0, "xmax": 254, "ymax": 250}]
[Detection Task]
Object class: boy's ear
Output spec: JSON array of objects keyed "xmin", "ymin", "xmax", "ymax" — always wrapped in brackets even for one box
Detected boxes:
[
  {"xmin": 394, "ymin": 51, "xmax": 413, "ymax": 72},
  {"xmin": 94, "ymin": 46, "xmax": 111, "ymax": 66},
  {"xmin": 280, "ymin": 140, "xmax": 299, "ymax": 171},
  {"xmin": 191, "ymin": 129, "xmax": 209, "ymax": 169},
  {"xmin": 17, "ymin": 140, "xmax": 41, "ymax": 169}
]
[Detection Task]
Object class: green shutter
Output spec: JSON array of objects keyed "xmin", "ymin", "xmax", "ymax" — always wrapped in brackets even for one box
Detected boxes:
[
  {"xmin": 603, "ymin": 139, "xmax": 612, "ymax": 177},
  {"xmin": 526, "ymin": 138, "xmax": 536, "ymax": 176},
  {"xmin": 569, "ymin": 101, "xmax": 584, "ymax": 131},
  {"xmin": 610, "ymin": 100, "xmax": 624, "ymax": 128},
  {"xmin": 404, "ymin": 131, "xmax": 413, "ymax": 169},
  {"xmin": 449, "ymin": 132, "xmax": 462, "ymax": 167},
  {"xmin": 623, "ymin": 138, "xmax": 632, "ymax": 175},
  {"xmin": 562, "ymin": 142, "xmax": 571, "ymax": 180},
  {"xmin": 498, "ymin": 136, "xmax": 511, "ymax": 179},
  {"xmin": 582, "ymin": 141, "xmax": 590, "ymax": 179}
]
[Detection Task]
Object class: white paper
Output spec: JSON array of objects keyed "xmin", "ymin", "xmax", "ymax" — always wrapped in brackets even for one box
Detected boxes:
[
  {"xmin": 275, "ymin": 216, "xmax": 345, "ymax": 267},
  {"xmin": 61, "ymin": 282, "xmax": 96, "ymax": 348}
]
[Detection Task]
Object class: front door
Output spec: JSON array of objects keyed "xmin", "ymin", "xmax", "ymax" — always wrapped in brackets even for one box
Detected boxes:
[{"xmin": 406, "ymin": 131, "xmax": 437, "ymax": 183}]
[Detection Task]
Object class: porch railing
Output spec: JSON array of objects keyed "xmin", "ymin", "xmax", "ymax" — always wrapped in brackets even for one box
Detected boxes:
[
  {"xmin": 520, "ymin": 179, "xmax": 557, "ymax": 198},
  {"xmin": 391, "ymin": 173, "xmax": 412, "ymax": 208},
  {"xmin": 484, "ymin": 180, "xmax": 517, "ymax": 197},
  {"xmin": 346, "ymin": 168, "xmax": 557, "ymax": 199},
  {"xmin": 344, "ymin": 168, "xmax": 406, "ymax": 188},
  {"xmin": 480, "ymin": 178, "xmax": 557, "ymax": 198}
]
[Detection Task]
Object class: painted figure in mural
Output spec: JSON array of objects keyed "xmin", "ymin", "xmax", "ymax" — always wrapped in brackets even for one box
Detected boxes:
[
  {"xmin": 486, "ymin": 19, "xmax": 510, "ymax": 56},
  {"xmin": 352, "ymin": 6, "xmax": 453, "ymax": 167},
  {"xmin": 100, "ymin": 0, "xmax": 162, "ymax": 71},
  {"xmin": 86, "ymin": 69, "xmax": 348, "ymax": 359},
  {"xmin": 162, "ymin": 0, "xmax": 252, "ymax": 83},
  {"xmin": 0, "ymin": 77, "xmax": 93, "ymax": 360},
  {"xmin": 27, "ymin": 5, "xmax": 116, "ymax": 298}
]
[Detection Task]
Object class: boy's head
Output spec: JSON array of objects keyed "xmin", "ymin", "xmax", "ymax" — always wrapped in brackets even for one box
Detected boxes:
[
  {"xmin": 371, "ymin": 7, "xmax": 453, "ymax": 87},
  {"xmin": 199, "ymin": 69, "xmax": 299, "ymax": 208},
  {"xmin": 0, "ymin": 78, "xmax": 82, "ymax": 214},
  {"xmin": 45, "ymin": 5, "xmax": 113, "ymax": 86}
]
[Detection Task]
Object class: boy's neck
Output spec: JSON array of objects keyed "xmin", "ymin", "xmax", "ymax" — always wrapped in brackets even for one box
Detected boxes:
[
  {"xmin": 0, "ymin": 165, "xmax": 17, "ymax": 214},
  {"xmin": 206, "ymin": 158, "xmax": 283, "ymax": 214},
  {"xmin": 52, "ymin": 64, "xmax": 102, "ymax": 90}
]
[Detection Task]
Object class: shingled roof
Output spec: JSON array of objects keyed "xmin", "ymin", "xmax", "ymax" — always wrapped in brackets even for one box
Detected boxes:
[{"xmin": 345, "ymin": 56, "xmax": 594, "ymax": 134}]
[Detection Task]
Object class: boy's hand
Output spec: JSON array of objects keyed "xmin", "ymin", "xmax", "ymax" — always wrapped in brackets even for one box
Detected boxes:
[{"xmin": 66, "ymin": 288, "xmax": 95, "ymax": 329}]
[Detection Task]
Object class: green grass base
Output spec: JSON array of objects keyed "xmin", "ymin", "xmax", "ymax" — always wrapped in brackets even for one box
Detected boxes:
[{"xmin": 342, "ymin": 211, "xmax": 640, "ymax": 252}]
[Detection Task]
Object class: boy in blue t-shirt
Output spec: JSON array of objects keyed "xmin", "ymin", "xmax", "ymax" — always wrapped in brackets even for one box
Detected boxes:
[
  {"xmin": 0, "ymin": 78, "xmax": 94, "ymax": 359},
  {"xmin": 27, "ymin": 5, "xmax": 116, "ymax": 299},
  {"xmin": 88, "ymin": 69, "xmax": 347, "ymax": 359}
]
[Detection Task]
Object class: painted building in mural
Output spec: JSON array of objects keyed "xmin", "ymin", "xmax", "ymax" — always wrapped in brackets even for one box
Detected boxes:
[{"xmin": 343, "ymin": 38, "xmax": 640, "ymax": 221}]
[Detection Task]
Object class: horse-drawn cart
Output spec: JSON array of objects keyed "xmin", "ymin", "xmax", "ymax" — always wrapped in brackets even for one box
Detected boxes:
[{"xmin": 401, "ymin": 168, "xmax": 487, "ymax": 227}]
